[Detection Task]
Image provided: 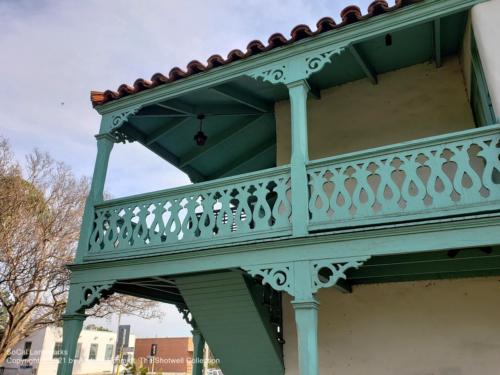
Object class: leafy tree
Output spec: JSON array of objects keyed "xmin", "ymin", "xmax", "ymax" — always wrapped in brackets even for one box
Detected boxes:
[
  {"xmin": 0, "ymin": 136, "xmax": 161, "ymax": 364},
  {"xmin": 85, "ymin": 324, "xmax": 112, "ymax": 332}
]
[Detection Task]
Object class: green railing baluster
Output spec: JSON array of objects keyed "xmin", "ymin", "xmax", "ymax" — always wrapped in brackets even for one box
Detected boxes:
[{"xmin": 307, "ymin": 125, "xmax": 500, "ymax": 230}]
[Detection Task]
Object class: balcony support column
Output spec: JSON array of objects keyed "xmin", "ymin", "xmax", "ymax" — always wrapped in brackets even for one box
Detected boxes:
[
  {"xmin": 293, "ymin": 298, "xmax": 320, "ymax": 375},
  {"xmin": 191, "ymin": 325, "xmax": 205, "ymax": 375},
  {"xmin": 287, "ymin": 80, "xmax": 310, "ymax": 237},
  {"xmin": 57, "ymin": 282, "xmax": 114, "ymax": 375},
  {"xmin": 292, "ymin": 259, "xmax": 320, "ymax": 375},
  {"xmin": 245, "ymin": 257, "xmax": 370, "ymax": 375},
  {"xmin": 56, "ymin": 285, "xmax": 86, "ymax": 375},
  {"xmin": 75, "ymin": 133, "xmax": 114, "ymax": 262},
  {"xmin": 56, "ymin": 313, "xmax": 86, "ymax": 375}
]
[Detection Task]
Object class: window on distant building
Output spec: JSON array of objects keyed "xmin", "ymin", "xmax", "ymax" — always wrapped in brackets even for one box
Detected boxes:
[
  {"xmin": 89, "ymin": 344, "xmax": 98, "ymax": 360},
  {"xmin": 52, "ymin": 342, "xmax": 63, "ymax": 359},
  {"xmin": 22, "ymin": 342, "xmax": 32, "ymax": 360},
  {"xmin": 104, "ymin": 344, "xmax": 114, "ymax": 360},
  {"xmin": 75, "ymin": 343, "xmax": 82, "ymax": 360}
]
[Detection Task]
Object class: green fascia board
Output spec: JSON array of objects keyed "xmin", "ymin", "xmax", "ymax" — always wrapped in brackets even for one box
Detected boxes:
[
  {"xmin": 94, "ymin": 0, "xmax": 485, "ymax": 120},
  {"xmin": 67, "ymin": 213, "xmax": 500, "ymax": 284}
]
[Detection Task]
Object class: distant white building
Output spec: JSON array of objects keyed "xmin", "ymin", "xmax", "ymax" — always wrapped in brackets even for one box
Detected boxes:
[{"xmin": 0, "ymin": 326, "xmax": 135, "ymax": 375}]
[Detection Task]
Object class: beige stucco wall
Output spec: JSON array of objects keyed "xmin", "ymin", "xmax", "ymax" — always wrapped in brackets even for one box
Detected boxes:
[
  {"xmin": 283, "ymin": 277, "xmax": 500, "ymax": 375},
  {"xmin": 472, "ymin": 0, "xmax": 500, "ymax": 119},
  {"xmin": 275, "ymin": 56, "xmax": 475, "ymax": 165}
]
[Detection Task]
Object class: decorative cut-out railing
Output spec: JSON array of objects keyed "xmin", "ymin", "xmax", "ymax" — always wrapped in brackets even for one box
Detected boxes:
[
  {"xmin": 84, "ymin": 125, "xmax": 500, "ymax": 260},
  {"xmin": 307, "ymin": 125, "xmax": 500, "ymax": 231},
  {"xmin": 87, "ymin": 166, "xmax": 291, "ymax": 256}
]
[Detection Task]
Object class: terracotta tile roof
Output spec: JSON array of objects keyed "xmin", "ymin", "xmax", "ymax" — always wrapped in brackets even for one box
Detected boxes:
[{"xmin": 90, "ymin": 0, "xmax": 421, "ymax": 107}]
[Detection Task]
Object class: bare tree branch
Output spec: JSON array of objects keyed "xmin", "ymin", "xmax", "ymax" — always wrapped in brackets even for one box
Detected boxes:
[{"xmin": 0, "ymin": 136, "xmax": 161, "ymax": 364}]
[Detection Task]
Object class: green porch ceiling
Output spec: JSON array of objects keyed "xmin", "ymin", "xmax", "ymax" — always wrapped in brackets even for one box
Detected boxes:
[
  {"xmin": 348, "ymin": 246, "xmax": 500, "ymax": 284},
  {"xmin": 115, "ymin": 9, "xmax": 470, "ymax": 184}
]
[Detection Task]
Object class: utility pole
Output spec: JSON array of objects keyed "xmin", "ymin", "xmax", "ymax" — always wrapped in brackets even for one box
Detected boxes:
[{"xmin": 112, "ymin": 312, "xmax": 122, "ymax": 375}]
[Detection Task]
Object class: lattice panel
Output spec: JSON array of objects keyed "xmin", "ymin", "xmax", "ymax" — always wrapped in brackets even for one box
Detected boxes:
[
  {"xmin": 308, "ymin": 132, "xmax": 500, "ymax": 228},
  {"xmin": 89, "ymin": 172, "xmax": 291, "ymax": 253}
]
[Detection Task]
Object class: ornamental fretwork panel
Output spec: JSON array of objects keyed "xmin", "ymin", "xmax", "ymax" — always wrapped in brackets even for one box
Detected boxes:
[
  {"xmin": 88, "ymin": 169, "xmax": 291, "ymax": 254},
  {"xmin": 244, "ymin": 256, "xmax": 370, "ymax": 299},
  {"xmin": 308, "ymin": 132, "xmax": 500, "ymax": 230}
]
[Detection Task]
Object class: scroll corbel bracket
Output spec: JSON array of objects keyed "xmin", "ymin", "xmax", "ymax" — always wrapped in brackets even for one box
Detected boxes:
[
  {"xmin": 249, "ymin": 64, "xmax": 288, "ymax": 85},
  {"xmin": 303, "ymin": 47, "xmax": 345, "ymax": 79},
  {"xmin": 64, "ymin": 282, "xmax": 115, "ymax": 316},
  {"xmin": 176, "ymin": 304, "xmax": 197, "ymax": 329},
  {"xmin": 247, "ymin": 46, "xmax": 345, "ymax": 86},
  {"xmin": 244, "ymin": 263, "xmax": 294, "ymax": 295},
  {"xmin": 100, "ymin": 104, "xmax": 143, "ymax": 143},
  {"xmin": 310, "ymin": 256, "xmax": 370, "ymax": 293},
  {"xmin": 80, "ymin": 283, "xmax": 115, "ymax": 310},
  {"xmin": 243, "ymin": 255, "xmax": 370, "ymax": 300}
]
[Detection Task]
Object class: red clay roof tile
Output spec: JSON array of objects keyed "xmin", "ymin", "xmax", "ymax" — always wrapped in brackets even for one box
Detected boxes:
[
  {"xmin": 91, "ymin": 0, "xmax": 422, "ymax": 107},
  {"xmin": 340, "ymin": 5, "xmax": 363, "ymax": 24},
  {"xmin": 316, "ymin": 17, "xmax": 337, "ymax": 33}
]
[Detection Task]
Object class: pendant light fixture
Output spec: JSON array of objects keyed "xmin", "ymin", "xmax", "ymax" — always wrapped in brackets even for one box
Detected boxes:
[{"xmin": 194, "ymin": 114, "xmax": 208, "ymax": 146}]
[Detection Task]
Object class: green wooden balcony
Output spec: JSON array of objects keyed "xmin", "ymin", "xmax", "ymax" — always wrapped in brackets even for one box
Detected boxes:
[{"xmin": 82, "ymin": 124, "xmax": 500, "ymax": 262}]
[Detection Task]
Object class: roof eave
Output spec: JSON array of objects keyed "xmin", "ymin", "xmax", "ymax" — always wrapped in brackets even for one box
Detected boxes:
[{"xmin": 94, "ymin": 0, "xmax": 482, "ymax": 117}]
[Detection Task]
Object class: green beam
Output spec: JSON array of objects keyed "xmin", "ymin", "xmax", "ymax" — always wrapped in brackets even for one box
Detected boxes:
[
  {"xmin": 69, "ymin": 215, "xmax": 500, "ymax": 280},
  {"xmin": 434, "ymin": 18, "xmax": 442, "ymax": 68},
  {"xmin": 132, "ymin": 114, "xmax": 189, "ymax": 118},
  {"xmin": 350, "ymin": 254, "xmax": 500, "ymax": 281},
  {"xmin": 210, "ymin": 86, "xmax": 273, "ymax": 112},
  {"xmin": 160, "ymin": 99, "xmax": 264, "ymax": 117},
  {"xmin": 123, "ymin": 125, "xmax": 205, "ymax": 182},
  {"xmin": 351, "ymin": 269, "xmax": 500, "ymax": 284},
  {"xmin": 307, "ymin": 82, "xmax": 321, "ymax": 100},
  {"xmin": 146, "ymin": 117, "xmax": 191, "ymax": 145},
  {"xmin": 179, "ymin": 115, "xmax": 265, "ymax": 168},
  {"xmin": 132, "ymin": 106, "xmax": 182, "ymax": 117},
  {"xmin": 157, "ymin": 99, "xmax": 196, "ymax": 115},
  {"xmin": 113, "ymin": 284, "xmax": 184, "ymax": 305},
  {"xmin": 348, "ymin": 44, "xmax": 377, "ymax": 84},
  {"xmin": 211, "ymin": 138, "xmax": 276, "ymax": 179},
  {"xmin": 334, "ymin": 278, "xmax": 352, "ymax": 294},
  {"xmin": 152, "ymin": 276, "xmax": 177, "ymax": 285}
]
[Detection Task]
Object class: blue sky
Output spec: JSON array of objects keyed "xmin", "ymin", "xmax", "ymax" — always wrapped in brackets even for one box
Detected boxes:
[{"xmin": 0, "ymin": 0, "xmax": 373, "ymax": 338}]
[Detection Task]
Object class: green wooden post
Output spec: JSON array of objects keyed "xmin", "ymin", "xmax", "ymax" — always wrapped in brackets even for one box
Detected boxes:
[
  {"xmin": 56, "ymin": 314, "xmax": 86, "ymax": 375},
  {"xmin": 288, "ymin": 80, "xmax": 310, "ymax": 237},
  {"xmin": 292, "ymin": 260, "xmax": 319, "ymax": 375},
  {"xmin": 292, "ymin": 299, "xmax": 319, "ymax": 375},
  {"xmin": 57, "ymin": 285, "xmax": 86, "ymax": 375},
  {"xmin": 191, "ymin": 326, "xmax": 205, "ymax": 375},
  {"xmin": 75, "ymin": 133, "xmax": 114, "ymax": 263}
]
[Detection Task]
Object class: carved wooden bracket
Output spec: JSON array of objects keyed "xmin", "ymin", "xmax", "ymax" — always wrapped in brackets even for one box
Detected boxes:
[
  {"xmin": 248, "ymin": 46, "xmax": 345, "ymax": 85},
  {"xmin": 176, "ymin": 304, "xmax": 197, "ymax": 329},
  {"xmin": 243, "ymin": 255, "xmax": 369, "ymax": 300},
  {"xmin": 99, "ymin": 104, "xmax": 143, "ymax": 142},
  {"xmin": 66, "ymin": 282, "xmax": 115, "ymax": 315},
  {"xmin": 80, "ymin": 283, "xmax": 115, "ymax": 310},
  {"xmin": 110, "ymin": 105, "xmax": 142, "ymax": 130}
]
